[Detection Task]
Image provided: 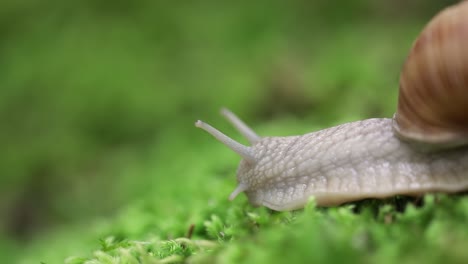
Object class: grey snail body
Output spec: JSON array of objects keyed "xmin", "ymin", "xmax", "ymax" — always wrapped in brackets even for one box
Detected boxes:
[{"xmin": 195, "ymin": 1, "xmax": 468, "ymax": 211}]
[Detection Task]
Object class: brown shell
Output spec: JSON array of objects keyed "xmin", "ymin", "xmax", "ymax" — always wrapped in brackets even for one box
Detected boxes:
[{"xmin": 393, "ymin": 1, "xmax": 468, "ymax": 147}]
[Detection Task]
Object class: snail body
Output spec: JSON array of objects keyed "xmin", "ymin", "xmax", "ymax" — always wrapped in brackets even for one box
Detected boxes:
[
  {"xmin": 195, "ymin": 1, "xmax": 468, "ymax": 211},
  {"xmin": 196, "ymin": 113, "xmax": 468, "ymax": 210}
]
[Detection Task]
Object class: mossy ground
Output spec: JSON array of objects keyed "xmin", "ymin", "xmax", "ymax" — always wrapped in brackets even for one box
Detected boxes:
[
  {"xmin": 19, "ymin": 195, "xmax": 468, "ymax": 264},
  {"xmin": 0, "ymin": 1, "xmax": 466, "ymax": 263}
]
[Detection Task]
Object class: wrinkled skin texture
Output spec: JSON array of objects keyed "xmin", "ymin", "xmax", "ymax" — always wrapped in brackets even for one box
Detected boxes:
[{"xmin": 235, "ymin": 119, "xmax": 468, "ymax": 210}]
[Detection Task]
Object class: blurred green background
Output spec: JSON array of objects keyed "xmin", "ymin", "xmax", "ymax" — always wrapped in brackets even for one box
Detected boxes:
[{"xmin": 0, "ymin": 0, "xmax": 460, "ymax": 262}]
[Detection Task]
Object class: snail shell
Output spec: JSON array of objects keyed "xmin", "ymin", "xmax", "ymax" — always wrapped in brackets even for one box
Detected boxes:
[
  {"xmin": 195, "ymin": 1, "xmax": 468, "ymax": 210},
  {"xmin": 394, "ymin": 0, "xmax": 468, "ymax": 147}
]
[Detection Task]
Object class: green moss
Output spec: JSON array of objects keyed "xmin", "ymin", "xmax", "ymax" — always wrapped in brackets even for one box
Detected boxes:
[{"xmin": 22, "ymin": 195, "xmax": 468, "ymax": 264}]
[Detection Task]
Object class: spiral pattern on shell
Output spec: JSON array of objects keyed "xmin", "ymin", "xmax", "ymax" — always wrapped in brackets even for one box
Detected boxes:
[{"xmin": 393, "ymin": 0, "xmax": 468, "ymax": 147}]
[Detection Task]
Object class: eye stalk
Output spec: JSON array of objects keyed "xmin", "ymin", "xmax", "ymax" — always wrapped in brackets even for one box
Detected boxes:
[
  {"xmin": 195, "ymin": 119, "xmax": 257, "ymax": 164},
  {"xmin": 220, "ymin": 108, "xmax": 260, "ymax": 144}
]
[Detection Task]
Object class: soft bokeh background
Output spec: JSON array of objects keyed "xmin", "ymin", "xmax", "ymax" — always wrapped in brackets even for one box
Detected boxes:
[{"xmin": 0, "ymin": 0, "xmax": 460, "ymax": 262}]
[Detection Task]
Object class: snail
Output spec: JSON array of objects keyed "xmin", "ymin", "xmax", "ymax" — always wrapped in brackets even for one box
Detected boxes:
[{"xmin": 195, "ymin": 1, "xmax": 468, "ymax": 211}]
